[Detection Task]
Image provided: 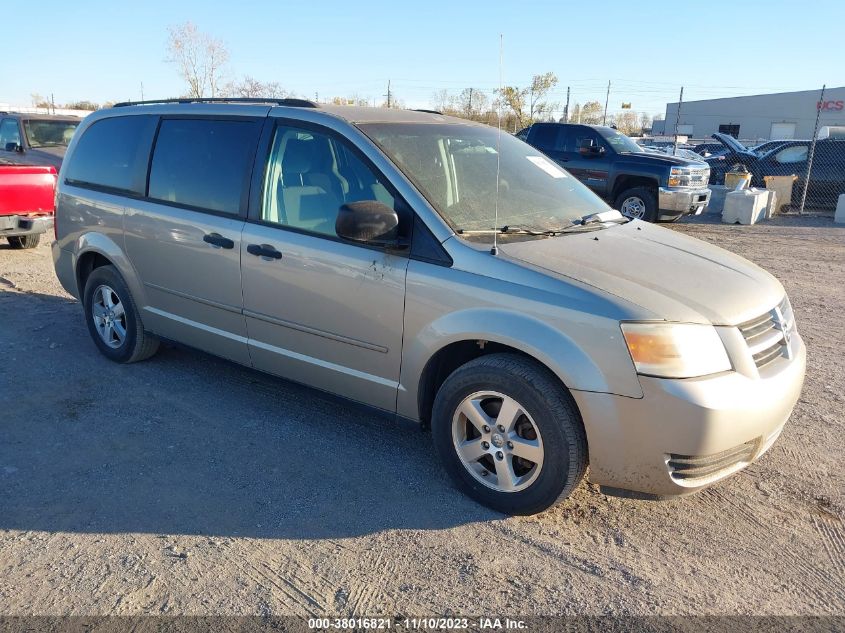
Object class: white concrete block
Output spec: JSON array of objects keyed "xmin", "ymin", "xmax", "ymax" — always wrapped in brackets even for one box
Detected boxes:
[
  {"xmin": 764, "ymin": 190, "xmax": 778, "ymax": 219},
  {"xmin": 836, "ymin": 194, "xmax": 845, "ymax": 224},
  {"xmin": 706, "ymin": 185, "xmax": 729, "ymax": 215},
  {"xmin": 722, "ymin": 189, "xmax": 769, "ymax": 225}
]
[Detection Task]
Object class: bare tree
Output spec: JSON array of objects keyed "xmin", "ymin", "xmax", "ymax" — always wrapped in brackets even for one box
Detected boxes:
[
  {"xmin": 457, "ymin": 87, "xmax": 488, "ymax": 118},
  {"xmin": 167, "ymin": 22, "xmax": 230, "ymax": 98},
  {"xmin": 614, "ymin": 111, "xmax": 641, "ymax": 136},
  {"xmin": 30, "ymin": 93, "xmax": 50, "ymax": 108},
  {"xmin": 639, "ymin": 112, "xmax": 652, "ymax": 132}
]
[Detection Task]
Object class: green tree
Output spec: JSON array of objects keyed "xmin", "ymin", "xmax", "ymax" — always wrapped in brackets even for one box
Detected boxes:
[
  {"xmin": 579, "ymin": 101, "xmax": 604, "ymax": 124},
  {"xmin": 498, "ymin": 72, "xmax": 559, "ymax": 127}
]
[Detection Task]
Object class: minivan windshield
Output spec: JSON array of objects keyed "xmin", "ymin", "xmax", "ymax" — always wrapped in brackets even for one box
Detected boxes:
[
  {"xmin": 596, "ymin": 127, "xmax": 643, "ymax": 153},
  {"xmin": 359, "ymin": 122, "xmax": 610, "ymax": 238}
]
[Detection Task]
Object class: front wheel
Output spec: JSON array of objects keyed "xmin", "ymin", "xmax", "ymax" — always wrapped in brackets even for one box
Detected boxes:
[
  {"xmin": 7, "ymin": 234, "xmax": 41, "ymax": 249},
  {"xmin": 615, "ymin": 186, "xmax": 658, "ymax": 222},
  {"xmin": 431, "ymin": 354, "xmax": 588, "ymax": 515}
]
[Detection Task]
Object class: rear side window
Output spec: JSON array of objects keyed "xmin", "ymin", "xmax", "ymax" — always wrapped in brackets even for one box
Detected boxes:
[
  {"xmin": 148, "ymin": 118, "xmax": 261, "ymax": 214},
  {"xmin": 0, "ymin": 119, "xmax": 21, "ymax": 147},
  {"xmin": 530, "ymin": 124, "xmax": 561, "ymax": 151},
  {"xmin": 65, "ymin": 115, "xmax": 157, "ymax": 194}
]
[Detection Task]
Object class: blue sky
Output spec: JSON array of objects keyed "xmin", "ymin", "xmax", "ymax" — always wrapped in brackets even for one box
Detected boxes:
[{"xmin": 4, "ymin": 0, "xmax": 843, "ymax": 118}]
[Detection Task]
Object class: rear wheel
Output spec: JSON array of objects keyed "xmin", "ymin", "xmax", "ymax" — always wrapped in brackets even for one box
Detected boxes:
[
  {"xmin": 615, "ymin": 186, "xmax": 658, "ymax": 222},
  {"xmin": 82, "ymin": 265, "xmax": 159, "ymax": 363},
  {"xmin": 432, "ymin": 353, "xmax": 588, "ymax": 515},
  {"xmin": 7, "ymin": 234, "xmax": 40, "ymax": 249}
]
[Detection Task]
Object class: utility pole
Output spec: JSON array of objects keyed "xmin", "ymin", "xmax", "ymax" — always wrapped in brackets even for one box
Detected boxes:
[
  {"xmin": 672, "ymin": 86, "xmax": 684, "ymax": 156},
  {"xmin": 50, "ymin": 93, "xmax": 55, "ymax": 115},
  {"xmin": 468, "ymin": 87, "xmax": 473, "ymax": 115},
  {"xmin": 563, "ymin": 86, "xmax": 570, "ymax": 123},
  {"xmin": 384, "ymin": 80, "xmax": 392, "ymax": 108},
  {"xmin": 315, "ymin": 91, "xmax": 319, "ymax": 103},
  {"xmin": 140, "ymin": 81, "xmax": 144, "ymax": 101},
  {"xmin": 602, "ymin": 80, "xmax": 611, "ymax": 125}
]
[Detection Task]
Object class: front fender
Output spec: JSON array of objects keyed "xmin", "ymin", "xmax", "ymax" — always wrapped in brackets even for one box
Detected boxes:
[
  {"xmin": 396, "ymin": 307, "xmax": 640, "ymax": 421},
  {"xmin": 74, "ymin": 231, "xmax": 147, "ymax": 308}
]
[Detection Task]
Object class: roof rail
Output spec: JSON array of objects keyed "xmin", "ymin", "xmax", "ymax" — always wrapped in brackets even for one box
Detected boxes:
[{"xmin": 112, "ymin": 97, "xmax": 319, "ymax": 108}]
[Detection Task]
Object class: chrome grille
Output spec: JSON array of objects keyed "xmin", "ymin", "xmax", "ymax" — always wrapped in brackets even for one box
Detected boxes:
[
  {"xmin": 738, "ymin": 296, "xmax": 795, "ymax": 369},
  {"xmin": 667, "ymin": 440, "xmax": 757, "ymax": 483},
  {"xmin": 688, "ymin": 166, "xmax": 709, "ymax": 186}
]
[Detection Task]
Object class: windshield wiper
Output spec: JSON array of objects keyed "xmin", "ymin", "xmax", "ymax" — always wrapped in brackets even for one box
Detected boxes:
[
  {"xmin": 457, "ymin": 225, "xmax": 562, "ymax": 236},
  {"xmin": 457, "ymin": 211, "xmax": 628, "ymax": 237}
]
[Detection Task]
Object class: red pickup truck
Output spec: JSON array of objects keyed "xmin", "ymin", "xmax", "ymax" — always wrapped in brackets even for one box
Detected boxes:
[{"xmin": 0, "ymin": 165, "xmax": 56, "ymax": 249}]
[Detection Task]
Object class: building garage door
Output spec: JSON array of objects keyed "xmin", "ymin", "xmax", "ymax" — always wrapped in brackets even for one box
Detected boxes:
[{"xmin": 770, "ymin": 122, "xmax": 796, "ymax": 139}]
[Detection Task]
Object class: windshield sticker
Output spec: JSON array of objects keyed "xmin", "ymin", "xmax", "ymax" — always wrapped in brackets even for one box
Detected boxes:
[{"xmin": 526, "ymin": 155, "xmax": 567, "ymax": 178}]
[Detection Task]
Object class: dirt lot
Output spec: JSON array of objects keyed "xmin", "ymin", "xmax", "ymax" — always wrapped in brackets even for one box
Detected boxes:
[{"xmin": 1, "ymin": 215, "xmax": 843, "ymax": 617}]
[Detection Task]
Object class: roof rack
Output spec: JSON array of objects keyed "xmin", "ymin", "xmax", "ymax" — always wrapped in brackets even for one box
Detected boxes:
[{"xmin": 112, "ymin": 97, "xmax": 319, "ymax": 108}]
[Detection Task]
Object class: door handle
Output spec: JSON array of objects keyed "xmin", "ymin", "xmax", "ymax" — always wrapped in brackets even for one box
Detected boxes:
[
  {"xmin": 203, "ymin": 232, "xmax": 235, "ymax": 249},
  {"xmin": 247, "ymin": 243, "xmax": 283, "ymax": 260}
]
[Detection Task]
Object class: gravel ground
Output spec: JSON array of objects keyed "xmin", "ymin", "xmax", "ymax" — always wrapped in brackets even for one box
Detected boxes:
[{"xmin": 1, "ymin": 215, "xmax": 843, "ymax": 617}]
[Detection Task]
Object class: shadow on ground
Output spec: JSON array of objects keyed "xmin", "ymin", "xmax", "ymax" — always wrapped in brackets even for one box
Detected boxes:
[{"xmin": 0, "ymin": 289, "xmax": 498, "ymax": 540}]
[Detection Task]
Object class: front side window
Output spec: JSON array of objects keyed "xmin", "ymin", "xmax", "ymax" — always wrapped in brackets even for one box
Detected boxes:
[
  {"xmin": 360, "ymin": 122, "xmax": 608, "ymax": 237},
  {"xmin": 0, "ymin": 119, "xmax": 21, "ymax": 147},
  {"xmin": 148, "ymin": 118, "xmax": 261, "ymax": 214},
  {"xmin": 261, "ymin": 125, "xmax": 397, "ymax": 238},
  {"xmin": 65, "ymin": 115, "xmax": 157, "ymax": 194},
  {"xmin": 24, "ymin": 119, "xmax": 79, "ymax": 148},
  {"xmin": 596, "ymin": 127, "xmax": 643, "ymax": 153},
  {"xmin": 774, "ymin": 145, "xmax": 809, "ymax": 164}
]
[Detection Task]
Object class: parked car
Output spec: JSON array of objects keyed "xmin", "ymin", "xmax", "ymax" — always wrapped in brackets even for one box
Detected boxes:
[
  {"xmin": 706, "ymin": 133, "xmax": 845, "ymax": 208},
  {"xmin": 0, "ymin": 113, "xmax": 81, "ymax": 169},
  {"xmin": 523, "ymin": 123, "xmax": 710, "ymax": 222},
  {"xmin": 0, "ymin": 165, "xmax": 56, "ymax": 248},
  {"xmin": 692, "ymin": 142, "xmax": 727, "ymax": 157},
  {"xmin": 52, "ymin": 100, "xmax": 805, "ymax": 515}
]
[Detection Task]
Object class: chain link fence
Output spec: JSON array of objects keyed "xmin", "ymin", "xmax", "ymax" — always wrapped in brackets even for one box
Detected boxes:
[{"xmin": 660, "ymin": 84, "xmax": 845, "ymax": 215}]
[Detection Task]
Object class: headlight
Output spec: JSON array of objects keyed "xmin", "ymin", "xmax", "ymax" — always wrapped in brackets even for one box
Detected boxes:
[
  {"xmin": 668, "ymin": 166, "xmax": 692, "ymax": 187},
  {"xmin": 621, "ymin": 322, "xmax": 732, "ymax": 378}
]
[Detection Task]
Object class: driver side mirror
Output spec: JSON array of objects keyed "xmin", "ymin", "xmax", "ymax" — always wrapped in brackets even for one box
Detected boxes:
[
  {"xmin": 336, "ymin": 201, "xmax": 401, "ymax": 247},
  {"xmin": 579, "ymin": 138, "xmax": 604, "ymax": 157},
  {"xmin": 4, "ymin": 142, "xmax": 22, "ymax": 153}
]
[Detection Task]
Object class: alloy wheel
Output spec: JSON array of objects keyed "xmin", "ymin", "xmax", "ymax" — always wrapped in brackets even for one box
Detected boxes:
[
  {"xmin": 91, "ymin": 285, "xmax": 127, "ymax": 349},
  {"xmin": 451, "ymin": 390, "xmax": 544, "ymax": 493}
]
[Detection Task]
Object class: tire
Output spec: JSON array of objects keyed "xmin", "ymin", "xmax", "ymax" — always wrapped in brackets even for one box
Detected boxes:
[
  {"xmin": 431, "ymin": 353, "xmax": 588, "ymax": 515},
  {"xmin": 615, "ymin": 186, "xmax": 658, "ymax": 222},
  {"xmin": 82, "ymin": 265, "xmax": 159, "ymax": 363},
  {"xmin": 7, "ymin": 234, "xmax": 41, "ymax": 249}
]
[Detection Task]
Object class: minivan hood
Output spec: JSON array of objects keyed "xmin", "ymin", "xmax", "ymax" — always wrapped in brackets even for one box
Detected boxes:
[{"xmin": 498, "ymin": 221, "xmax": 784, "ymax": 325}]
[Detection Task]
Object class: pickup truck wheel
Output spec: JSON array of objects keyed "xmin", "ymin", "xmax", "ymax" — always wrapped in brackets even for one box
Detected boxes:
[
  {"xmin": 7, "ymin": 234, "xmax": 40, "ymax": 249},
  {"xmin": 432, "ymin": 353, "xmax": 588, "ymax": 515},
  {"xmin": 82, "ymin": 265, "xmax": 159, "ymax": 363},
  {"xmin": 615, "ymin": 187, "xmax": 658, "ymax": 222}
]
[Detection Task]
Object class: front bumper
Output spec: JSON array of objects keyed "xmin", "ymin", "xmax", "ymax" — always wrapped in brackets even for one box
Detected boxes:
[
  {"xmin": 0, "ymin": 214, "xmax": 53, "ymax": 237},
  {"xmin": 658, "ymin": 187, "xmax": 711, "ymax": 218},
  {"xmin": 572, "ymin": 331, "xmax": 806, "ymax": 497}
]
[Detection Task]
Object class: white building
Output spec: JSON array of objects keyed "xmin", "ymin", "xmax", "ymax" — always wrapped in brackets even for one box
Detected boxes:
[{"xmin": 652, "ymin": 86, "xmax": 845, "ymax": 142}]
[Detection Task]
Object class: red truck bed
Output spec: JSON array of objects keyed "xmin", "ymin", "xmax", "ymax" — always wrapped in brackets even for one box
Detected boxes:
[{"xmin": 0, "ymin": 165, "xmax": 57, "ymax": 216}]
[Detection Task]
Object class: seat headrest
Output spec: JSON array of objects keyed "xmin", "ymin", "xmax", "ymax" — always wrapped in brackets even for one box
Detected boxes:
[{"xmin": 283, "ymin": 139, "xmax": 315, "ymax": 175}]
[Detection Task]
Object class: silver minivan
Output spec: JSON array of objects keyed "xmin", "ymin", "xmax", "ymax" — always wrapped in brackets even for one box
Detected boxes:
[{"xmin": 52, "ymin": 99, "xmax": 806, "ymax": 515}]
